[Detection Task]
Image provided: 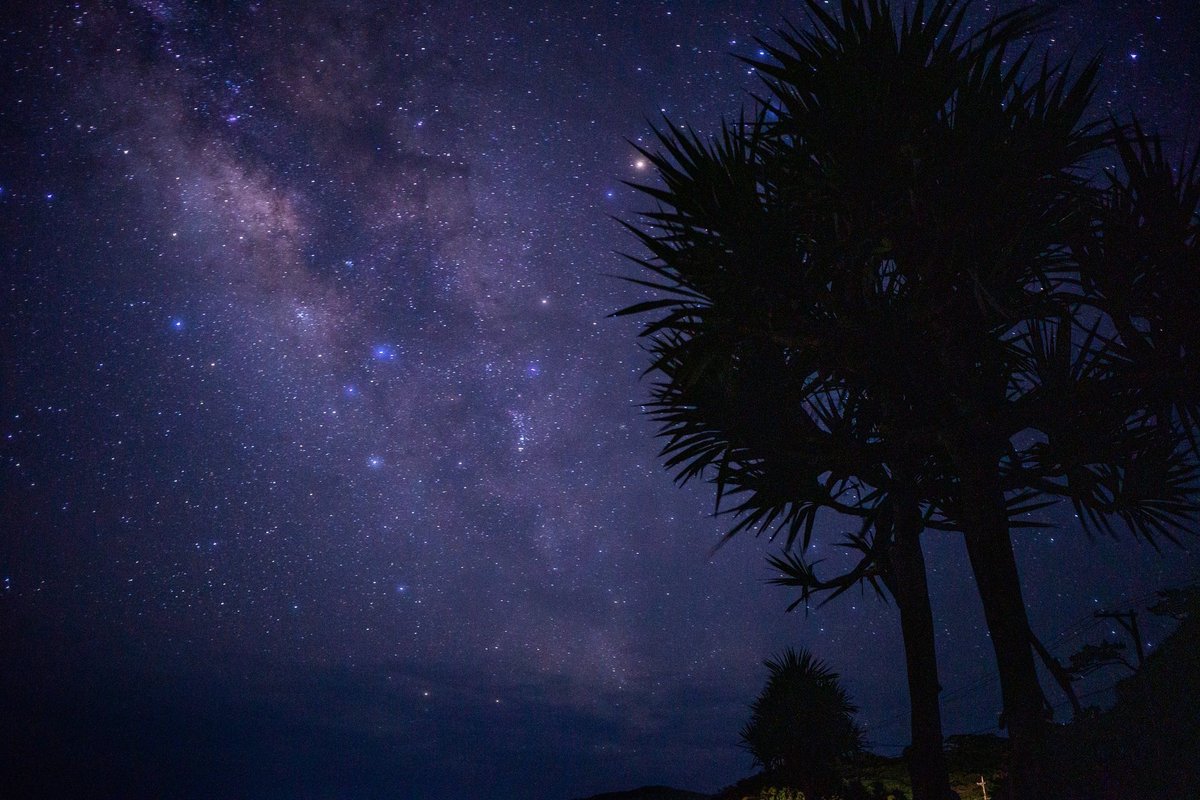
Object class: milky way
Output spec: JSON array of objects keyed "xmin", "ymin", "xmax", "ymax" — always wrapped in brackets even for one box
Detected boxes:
[{"xmin": 2, "ymin": 2, "xmax": 1199, "ymax": 798}]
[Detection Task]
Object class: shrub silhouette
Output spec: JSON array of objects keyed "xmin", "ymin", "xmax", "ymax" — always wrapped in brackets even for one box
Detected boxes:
[{"xmin": 741, "ymin": 648, "xmax": 864, "ymax": 797}]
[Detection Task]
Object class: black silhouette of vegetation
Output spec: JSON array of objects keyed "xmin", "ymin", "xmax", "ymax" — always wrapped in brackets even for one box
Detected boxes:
[
  {"xmin": 739, "ymin": 648, "xmax": 864, "ymax": 798},
  {"xmin": 703, "ymin": 583, "xmax": 1195, "ymax": 800},
  {"xmin": 616, "ymin": 0, "xmax": 1200, "ymax": 797},
  {"xmin": 1042, "ymin": 584, "xmax": 1200, "ymax": 799}
]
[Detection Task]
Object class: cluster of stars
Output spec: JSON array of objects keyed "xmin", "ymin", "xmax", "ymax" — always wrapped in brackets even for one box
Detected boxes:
[{"xmin": 1, "ymin": 1, "xmax": 1197, "ymax": 799}]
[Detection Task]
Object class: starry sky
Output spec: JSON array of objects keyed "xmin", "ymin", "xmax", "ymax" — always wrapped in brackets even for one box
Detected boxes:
[{"xmin": 1, "ymin": 2, "xmax": 1199, "ymax": 799}]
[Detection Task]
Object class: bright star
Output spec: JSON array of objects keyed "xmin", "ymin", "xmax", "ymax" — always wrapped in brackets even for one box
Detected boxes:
[{"xmin": 372, "ymin": 344, "xmax": 398, "ymax": 361}]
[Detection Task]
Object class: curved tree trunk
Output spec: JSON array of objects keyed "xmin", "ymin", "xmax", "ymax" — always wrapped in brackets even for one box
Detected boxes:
[
  {"xmin": 959, "ymin": 470, "xmax": 1048, "ymax": 800},
  {"xmin": 889, "ymin": 492, "xmax": 960, "ymax": 800}
]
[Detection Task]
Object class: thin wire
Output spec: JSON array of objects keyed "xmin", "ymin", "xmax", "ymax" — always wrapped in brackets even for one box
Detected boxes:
[{"xmin": 862, "ymin": 578, "xmax": 1198, "ymax": 739}]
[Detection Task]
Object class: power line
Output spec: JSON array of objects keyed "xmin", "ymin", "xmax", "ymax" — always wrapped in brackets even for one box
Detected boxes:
[{"xmin": 862, "ymin": 577, "xmax": 1198, "ymax": 739}]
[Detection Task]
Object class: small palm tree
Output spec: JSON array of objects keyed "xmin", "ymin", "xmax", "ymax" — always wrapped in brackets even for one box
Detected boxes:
[{"xmin": 740, "ymin": 647, "xmax": 864, "ymax": 798}]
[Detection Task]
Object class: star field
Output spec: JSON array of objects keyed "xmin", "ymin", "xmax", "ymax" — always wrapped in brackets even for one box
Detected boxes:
[{"xmin": 2, "ymin": 2, "xmax": 1199, "ymax": 798}]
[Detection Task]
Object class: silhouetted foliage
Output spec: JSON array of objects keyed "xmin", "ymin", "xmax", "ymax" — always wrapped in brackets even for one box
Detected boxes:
[
  {"xmin": 1042, "ymin": 582, "xmax": 1200, "ymax": 799},
  {"xmin": 740, "ymin": 648, "xmax": 864, "ymax": 797},
  {"xmin": 617, "ymin": 0, "xmax": 1200, "ymax": 795},
  {"xmin": 618, "ymin": 2, "xmax": 1087, "ymax": 796},
  {"xmin": 1148, "ymin": 585, "xmax": 1200, "ymax": 620}
]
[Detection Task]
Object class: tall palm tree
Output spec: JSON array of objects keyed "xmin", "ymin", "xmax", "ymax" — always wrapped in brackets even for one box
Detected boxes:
[
  {"xmin": 766, "ymin": 493, "xmax": 956, "ymax": 800},
  {"xmin": 618, "ymin": 2, "xmax": 1058, "ymax": 797},
  {"xmin": 618, "ymin": 2, "xmax": 1199, "ymax": 798},
  {"xmin": 739, "ymin": 7, "xmax": 1107, "ymax": 792},
  {"xmin": 1070, "ymin": 123, "xmax": 1200, "ymax": 455},
  {"xmin": 622, "ymin": 110, "xmax": 961, "ymax": 800},
  {"xmin": 913, "ymin": 118, "xmax": 1200, "ymax": 796}
]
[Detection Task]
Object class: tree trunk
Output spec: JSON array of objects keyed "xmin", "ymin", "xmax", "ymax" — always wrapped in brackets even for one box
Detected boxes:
[
  {"xmin": 889, "ymin": 493, "xmax": 960, "ymax": 800},
  {"xmin": 959, "ymin": 471, "xmax": 1049, "ymax": 800}
]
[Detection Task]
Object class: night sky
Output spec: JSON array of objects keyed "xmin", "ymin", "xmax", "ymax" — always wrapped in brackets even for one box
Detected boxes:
[{"xmin": 2, "ymin": 2, "xmax": 1199, "ymax": 799}]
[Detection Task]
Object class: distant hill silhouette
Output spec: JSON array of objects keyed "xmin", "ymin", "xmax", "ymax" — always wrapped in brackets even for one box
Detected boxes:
[{"xmin": 571, "ymin": 786, "xmax": 709, "ymax": 800}]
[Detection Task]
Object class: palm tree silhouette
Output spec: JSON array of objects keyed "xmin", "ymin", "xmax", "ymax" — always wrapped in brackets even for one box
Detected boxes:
[
  {"xmin": 618, "ymin": 2, "xmax": 1056, "ymax": 796},
  {"xmin": 617, "ymin": 2, "xmax": 1200, "ymax": 798},
  {"xmin": 621, "ymin": 110, "xmax": 962, "ymax": 799},
  {"xmin": 740, "ymin": 647, "xmax": 864, "ymax": 798}
]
